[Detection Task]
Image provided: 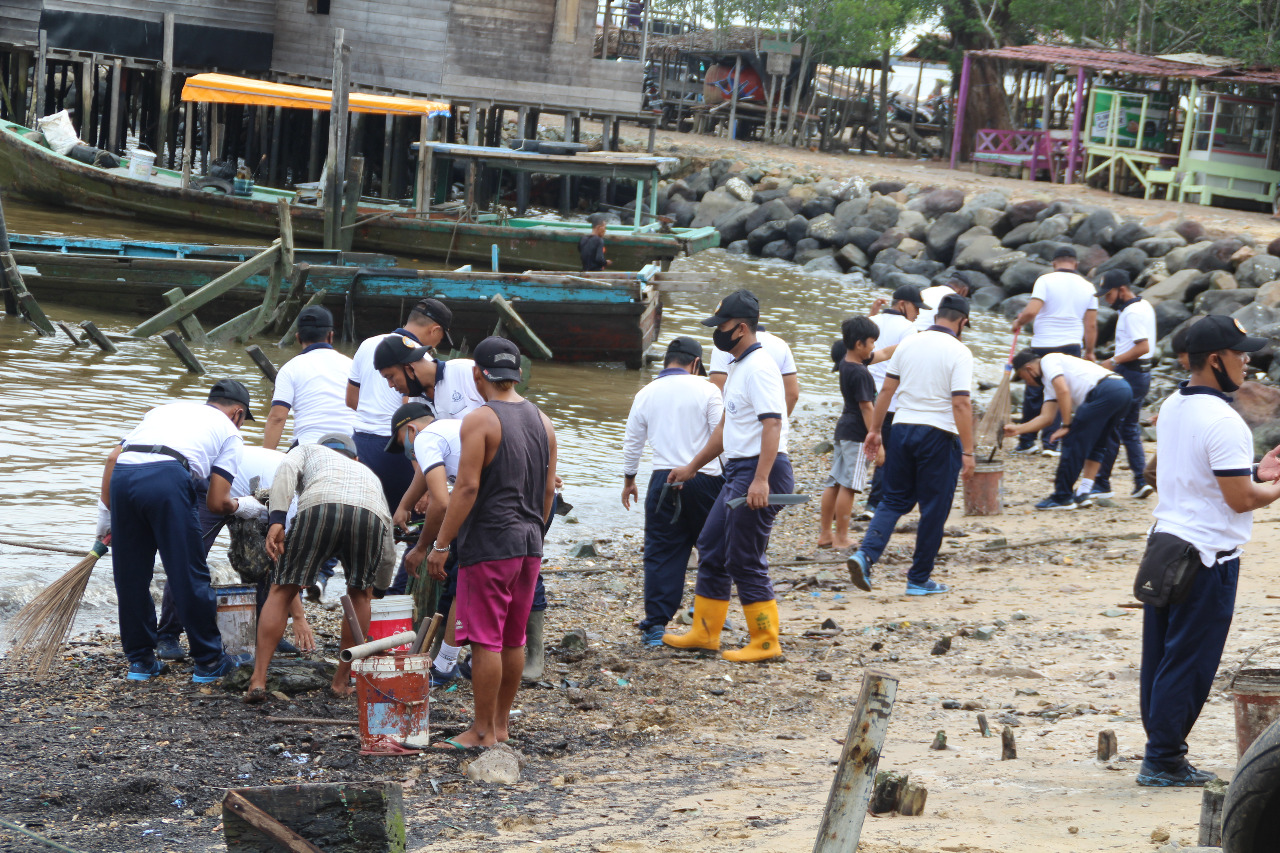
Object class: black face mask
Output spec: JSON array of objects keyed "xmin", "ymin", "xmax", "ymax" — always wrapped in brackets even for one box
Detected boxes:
[
  {"xmin": 1212, "ymin": 355, "xmax": 1241, "ymax": 393},
  {"xmin": 712, "ymin": 323, "xmax": 741, "ymax": 353},
  {"xmin": 402, "ymin": 365, "xmax": 427, "ymax": 397}
]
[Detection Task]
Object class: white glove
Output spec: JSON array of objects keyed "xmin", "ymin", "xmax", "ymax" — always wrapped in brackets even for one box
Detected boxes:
[
  {"xmin": 233, "ymin": 495, "xmax": 267, "ymax": 520},
  {"xmin": 95, "ymin": 499, "xmax": 111, "ymax": 541}
]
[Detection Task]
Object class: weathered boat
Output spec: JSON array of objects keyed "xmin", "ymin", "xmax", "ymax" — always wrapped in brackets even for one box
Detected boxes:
[
  {"xmin": 11, "ymin": 233, "xmax": 670, "ymax": 365},
  {"xmin": 0, "ymin": 113, "xmax": 718, "ymax": 272}
]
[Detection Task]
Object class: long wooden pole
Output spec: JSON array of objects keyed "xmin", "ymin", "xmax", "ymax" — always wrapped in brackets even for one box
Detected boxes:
[
  {"xmin": 30, "ymin": 30, "xmax": 46, "ymax": 125},
  {"xmin": 949, "ymin": 53, "xmax": 973, "ymax": 170},
  {"xmin": 323, "ymin": 28, "xmax": 350, "ymax": 249},
  {"xmin": 181, "ymin": 101, "xmax": 194, "ymax": 188},
  {"xmin": 156, "ymin": 13, "xmax": 174, "ymax": 161},
  {"xmin": 1066, "ymin": 65, "xmax": 1085, "ymax": 184},
  {"xmin": 108, "ymin": 58, "xmax": 122, "ymax": 154},
  {"xmin": 812, "ymin": 670, "xmax": 899, "ymax": 852}
]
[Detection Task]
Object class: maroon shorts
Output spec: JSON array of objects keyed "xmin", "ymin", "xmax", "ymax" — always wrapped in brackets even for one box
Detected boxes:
[{"xmin": 455, "ymin": 556, "xmax": 541, "ymax": 653}]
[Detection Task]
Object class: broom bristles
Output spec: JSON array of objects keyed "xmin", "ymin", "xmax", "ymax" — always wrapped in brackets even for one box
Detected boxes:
[
  {"xmin": 4, "ymin": 552, "xmax": 100, "ymax": 676},
  {"xmin": 976, "ymin": 366, "xmax": 1014, "ymax": 453}
]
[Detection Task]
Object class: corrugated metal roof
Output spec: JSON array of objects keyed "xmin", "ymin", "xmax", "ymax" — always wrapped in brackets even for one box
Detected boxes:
[{"xmin": 969, "ymin": 45, "xmax": 1280, "ymax": 85}]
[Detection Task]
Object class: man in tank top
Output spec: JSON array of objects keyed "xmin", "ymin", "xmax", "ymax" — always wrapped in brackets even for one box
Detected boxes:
[{"xmin": 425, "ymin": 337, "xmax": 558, "ymax": 749}]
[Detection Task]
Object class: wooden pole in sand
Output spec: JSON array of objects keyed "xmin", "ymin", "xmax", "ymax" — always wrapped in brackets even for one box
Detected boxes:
[{"xmin": 812, "ymin": 669, "xmax": 898, "ymax": 853}]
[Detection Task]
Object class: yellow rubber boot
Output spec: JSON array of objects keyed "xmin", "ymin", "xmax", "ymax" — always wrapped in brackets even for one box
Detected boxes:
[
  {"xmin": 722, "ymin": 600, "xmax": 782, "ymax": 662},
  {"xmin": 663, "ymin": 596, "xmax": 729, "ymax": 651}
]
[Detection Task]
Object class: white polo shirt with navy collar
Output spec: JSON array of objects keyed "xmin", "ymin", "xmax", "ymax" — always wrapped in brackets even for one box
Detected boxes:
[
  {"xmin": 1153, "ymin": 383, "xmax": 1256, "ymax": 566},
  {"xmin": 709, "ymin": 330, "xmax": 797, "ymax": 378},
  {"xmin": 1114, "ymin": 297, "xmax": 1158, "ymax": 361},
  {"xmin": 272, "ymin": 342, "xmax": 356, "ymax": 445},
  {"xmin": 1039, "ymin": 352, "xmax": 1115, "ymax": 407},
  {"xmin": 349, "ymin": 328, "xmax": 420, "ymax": 436},
  {"xmin": 432, "ymin": 358, "xmax": 486, "ymax": 420},
  {"xmin": 871, "ymin": 310, "xmax": 917, "ymax": 413},
  {"xmin": 622, "ymin": 368, "xmax": 724, "ymax": 476},
  {"xmin": 412, "ymin": 418, "xmax": 463, "ymax": 483},
  {"xmin": 116, "ymin": 401, "xmax": 244, "ymax": 484},
  {"xmin": 884, "ymin": 326, "xmax": 972, "ymax": 435},
  {"xmin": 721, "ymin": 343, "xmax": 789, "ymax": 459}
]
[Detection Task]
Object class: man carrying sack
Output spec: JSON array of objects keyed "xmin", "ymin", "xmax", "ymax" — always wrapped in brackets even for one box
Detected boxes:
[{"xmin": 1136, "ymin": 315, "xmax": 1280, "ymax": 787}]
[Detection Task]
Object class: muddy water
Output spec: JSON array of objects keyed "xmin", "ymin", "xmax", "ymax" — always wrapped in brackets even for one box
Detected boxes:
[{"xmin": 0, "ymin": 197, "xmax": 1013, "ymax": 629}]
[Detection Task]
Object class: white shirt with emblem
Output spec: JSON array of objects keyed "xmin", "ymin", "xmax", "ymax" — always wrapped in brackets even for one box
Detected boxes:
[
  {"xmin": 1039, "ymin": 352, "xmax": 1114, "ymax": 406},
  {"xmin": 885, "ymin": 329, "xmax": 973, "ymax": 434},
  {"xmin": 871, "ymin": 311, "xmax": 917, "ymax": 413},
  {"xmin": 116, "ymin": 401, "xmax": 244, "ymax": 484},
  {"xmin": 349, "ymin": 332, "xmax": 412, "ymax": 436},
  {"xmin": 722, "ymin": 345, "xmax": 789, "ymax": 459},
  {"xmin": 1115, "ymin": 298, "xmax": 1158, "ymax": 359},
  {"xmin": 433, "ymin": 358, "xmax": 486, "ymax": 420},
  {"xmin": 709, "ymin": 330, "xmax": 797, "ymax": 377},
  {"xmin": 1153, "ymin": 386, "xmax": 1256, "ymax": 566},
  {"xmin": 272, "ymin": 344, "xmax": 356, "ymax": 445},
  {"xmin": 1029, "ymin": 271, "xmax": 1098, "ymax": 348},
  {"xmin": 622, "ymin": 370, "xmax": 724, "ymax": 476},
  {"xmin": 412, "ymin": 418, "xmax": 463, "ymax": 482}
]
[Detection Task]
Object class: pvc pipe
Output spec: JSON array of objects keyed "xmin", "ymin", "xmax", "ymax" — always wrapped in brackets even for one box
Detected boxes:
[{"xmin": 339, "ymin": 630, "xmax": 418, "ymax": 662}]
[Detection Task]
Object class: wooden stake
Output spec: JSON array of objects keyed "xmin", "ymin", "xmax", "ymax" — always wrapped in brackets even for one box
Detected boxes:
[
  {"xmin": 222, "ymin": 791, "xmax": 323, "ymax": 853},
  {"xmin": 976, "ymin": 713, "xmax": 991, "ymax": 738},
  {"xmin": 340, "ymin": 594, "xmax": 366, "ymax": 645},
  {"xmin": 1199, "ymin": 778, "xmax": 1227, "ymax": 846},
  {"xmin": 163, "ymin": 287, "xmax": 208, "ymax": 344},
  {"xmin": 929, "ymin": 730, "xmax": 947, "ymax": 750},
  {"xmin": 244, "ymin": 345, "xmax": 278, "ymax": 383},
  {"xmin": 1097, "ymin": 729, "xmax": 1118, "ymax": 761},
  {"xmin": 277, "ymin": 198, "xmax": 295, "ymax": 271},
  {"xmin": 161, "ymin": 330, "xmax": 205, "ymax": 374},
  {"xmin": 108, "ymin": 58, "xmax": 122, "ymax": 154},
  {"xmin": 323, "ymin": 29, "xmax": 350, "ymax": 250},
  {"xmin": 869, "ymin": 770, "xmax": 906, "ymax": 814},
  {"xmin": 156, "ymin": 13, "xmax": 174, "ymax": 161},
  {"xmin": 30, "ymin": 30, "xmax": 46, "ymax": 126},
  {"xmin": 812, "ymin": 669, "xmax": 898, "ymax": 853},
  {"xmin": 181, "ymin": 100, "xmax": 194, "ymax": 188},
  {"xmin": 56, "ymin": 321, "xmax": 85, "ymax": 346},
  {"xmin": 80, "ymin": 321, "xmax": 118, "ymax": 353},
  {"xmin": 0, "ymin": 253, "xmax": 54, "ymax": 335},
  {"xmin": 339, "ymin": 156, "xmax": 364, "ymax": 253},
  {"xmin": 1001, "ymin": 726, "xmax": 1017, "ymax": 760},
  {"xmin": 897, "ymin": 782, "xmax": 928, "ymax": 817}
]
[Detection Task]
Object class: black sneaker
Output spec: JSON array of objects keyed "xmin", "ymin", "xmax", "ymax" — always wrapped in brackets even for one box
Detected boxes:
[
  {"xmin": 1132, "ymin": 483, "xmax": 1154, "ymax": 499},
  {"xmin": 156, "ymin": 637, "xmax": 187, "ymax": 661},
  {"xmin": 1136, "ymin": 762, "xmax": 1218, "ymax": 787}
]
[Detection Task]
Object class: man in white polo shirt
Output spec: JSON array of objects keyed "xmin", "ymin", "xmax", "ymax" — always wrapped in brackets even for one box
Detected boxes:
[
  {"xmin": 664, "ymin": 290, "xmax": 792, "ymax": 662},
  {"xmin": 915, "ymin": 271, "xmax": 973, "ymax": 330},
  {"xmin": 263, "ymin": 306, "xmax": 356, "ymax": 449},
  {"xmin": 864, "ymin": 284, "xmax": 924, "ymax": 517},
  {"xmin": 1138, "ymin": 315, "xmax": 1280, "ymax": 787},
  {"xmin": 346, "ymin": 298, "xmax": 454, "ymax": 513},
  {"xmin": 1012, "ymin": 246, "xmax": 1098, "ymax": 455},
  {"xmin": 1007, "ymin": 350, "xmax": 1131, "ymax": 509},
  {"xmin": 709, "ymin": 324, "xmax": 799, "ymax": 415},
  {"xmin": 1095, "ymin": 269, "xmax": 1158, "ymax": 499},
  {"xmin": 848, "ymin": 293, "xmax": 974, "ymax": 596},
  {"xmin": 622, "ymin": 336, "xmax": 725, "ymax": 647}
]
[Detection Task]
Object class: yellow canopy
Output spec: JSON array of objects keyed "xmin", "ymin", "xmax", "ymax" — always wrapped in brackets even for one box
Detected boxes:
[{"xmin": 181, "ymin": 73, "xmax": 450, "ymax": 117}]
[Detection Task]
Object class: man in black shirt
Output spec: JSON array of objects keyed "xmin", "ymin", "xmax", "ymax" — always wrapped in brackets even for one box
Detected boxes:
[
  {"xmin": 578, "ymin": 218, "xmax": 611, "ymax": 272},
  {"xmin": 818, "ymin": 316, "xmax": 879, "ymax": 550}
]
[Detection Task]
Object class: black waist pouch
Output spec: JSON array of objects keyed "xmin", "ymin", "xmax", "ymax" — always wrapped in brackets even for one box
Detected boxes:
[{"xmin": 1133, "ymin": 531, "xmax": 1201, "ymax": 608}]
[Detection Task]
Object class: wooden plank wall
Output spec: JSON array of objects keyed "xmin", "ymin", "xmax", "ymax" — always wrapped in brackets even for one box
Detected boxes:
[
  {"xmin": 0, "ymin": 0, "xmax": 41, "ymax": 48},
  {"xmin": 270, "ymin": 0, "xmax": 641, "ymax": 113},
  {"xmin": 41, "ymin": 0, "xmax": 278, "ymax": 33}
]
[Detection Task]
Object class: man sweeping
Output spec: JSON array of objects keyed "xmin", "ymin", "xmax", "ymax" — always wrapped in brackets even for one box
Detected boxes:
[
  {"xmin": 100, "ymin": 379, "xmax": 254, "ymax": 683},
  {"xmin": 664, "ymin": 290, "xmax": 793, "ymax": 662},
  {"xmin": 425, "ymin": 337, "xmax": 557, "ymax": 748},
  {"xmin": 246, "ymin": 434, "xmax": 397, "ymax": 703}
]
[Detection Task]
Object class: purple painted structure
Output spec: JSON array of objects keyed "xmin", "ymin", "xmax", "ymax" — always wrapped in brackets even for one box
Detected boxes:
[{"xmin": 970, "ymin": 129, "xmax": 1083, "ymax": 183}]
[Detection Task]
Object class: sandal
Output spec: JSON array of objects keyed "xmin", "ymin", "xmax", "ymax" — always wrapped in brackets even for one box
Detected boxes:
[{"xmin": 431, "ymin": 736, "xmax": 484, "ymax": 754}]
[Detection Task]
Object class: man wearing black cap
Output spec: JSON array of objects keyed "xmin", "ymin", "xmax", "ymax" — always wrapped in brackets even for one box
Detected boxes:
[
  {"xmin": 1094, "ymin": 269, "xmax": 1158, "ymax": 499},
  {"xmin": 263, "ymin": 305, "xmax": 356, "ymax": 450},
  {"xmin": 1013, "ymin": 246, "xmax": 1099, "ymax": 456},
  {"xmin": 1006, "ymin": 349, "xmax": 1131, "ymax": 510},
  {"xmin": 425, "ymin": 337, "xmax": 557, "ymax": 748},
  {"xmin": 664, "ymin": 290, "xmax": 794, "ymax": 662},
  {"xmin": 621, "ymin": 337, "xmax": 725, "ymax": 646},
  {"xmin": 345, "ymin": 298, "xmax": 454, "ymax": 514},
  {"xmin": 98, "ymin": 379, "xmax": 254, "ymax": 683},
  {"xmin": 1137, "ymin": 315, "xmax": 1280, "ymax": 787},
  {"xmin": 864, "ymin": 284, "xmax": 923, "ymax": 517},
  {"xmin": 848, "ymin": 293, "xmax": 974, "ymax": 596},
  {"xmin": 916, "ymin": 271, "xmax": 973, "ymax": 330}
]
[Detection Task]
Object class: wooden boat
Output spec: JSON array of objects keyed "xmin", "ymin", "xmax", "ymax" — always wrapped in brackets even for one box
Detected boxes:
[
  {"xmin": 0, "ymin": 117, "xmax": 719, "ymax": 272},
  {"xmin": 11, "ymin": 233, "xmax": 669, "ymax": 365}
]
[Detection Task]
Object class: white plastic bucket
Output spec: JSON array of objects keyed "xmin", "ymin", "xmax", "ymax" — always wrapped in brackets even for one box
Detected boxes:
[
  {"xmin": 214, "ymin": 583, "xmax": 257, "ymax": 656},
  {"xmin": 128, "ymin": 149, "xmax": 155, "ymax": 181},
  {"xmin": 368, "ymin": 595, "xmax": 414, "ymax": 651},
  {"xmin": 353, "ymin": 653, "xmax": 431, "ymax": 753}
]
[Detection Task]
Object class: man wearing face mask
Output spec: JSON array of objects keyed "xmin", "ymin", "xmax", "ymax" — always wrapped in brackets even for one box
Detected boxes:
[
  {"xmin": 374, "ymin": 335, "xmax": 485, "ymax": 420},
  {"xmin": 663, "ymin": 290, "xmax": 793, "ymax": 662},
  {"xmin": 848, "ymin": 294, "xmax": 974, "ymax": 596},
  {"xmin": 1006, "ymin": 349, "xmax": 1131, "ymax": 509},
  {"xmin": 1138, "ymin": 315, "xmax": 1280, "ymax": 787},
  {"xmin": 1094, "ymin": 269, "xmax": 1158, "ymax": 500}
]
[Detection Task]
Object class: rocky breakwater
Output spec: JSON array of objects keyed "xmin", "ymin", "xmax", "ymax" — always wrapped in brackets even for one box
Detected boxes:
[{"xmin": 651, "ymin": 158, "xmax": 1280, "ymax": 447}]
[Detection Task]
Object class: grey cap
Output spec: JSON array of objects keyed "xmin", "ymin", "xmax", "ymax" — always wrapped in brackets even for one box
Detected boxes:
[{"xmin": 316, "ymin": 433, "xmax": 358, "ymax": 459}]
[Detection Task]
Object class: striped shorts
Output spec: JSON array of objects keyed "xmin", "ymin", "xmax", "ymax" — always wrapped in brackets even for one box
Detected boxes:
[
  {"xmin": 272, "ymin": 503, "xmax": 388, "ymax": 590},
  {"xmin": 825, "ymin": 439, "xmax": 872, "ymax": 493}
]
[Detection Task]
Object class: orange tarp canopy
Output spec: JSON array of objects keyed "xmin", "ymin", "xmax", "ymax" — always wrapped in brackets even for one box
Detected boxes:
[{"xmin": 181, "ymin": 73, "xmax": 450, "ymax": 117}]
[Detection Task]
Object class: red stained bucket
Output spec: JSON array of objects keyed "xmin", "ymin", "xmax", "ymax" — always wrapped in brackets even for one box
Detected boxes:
[
  {"xmin": 963, "ymin": 461, "xmax": 1004, "ymax": 516},
  {"xmin": 367, "ymin": 595, "xmax": 414, "ymax": 652},
  {"xmin": 352, "ymin": 653, "xmax": 430, "ymax": 755},
  {"xmin": 1230, "ymin": 668, "xmax": 1280, "ymax": 758}
]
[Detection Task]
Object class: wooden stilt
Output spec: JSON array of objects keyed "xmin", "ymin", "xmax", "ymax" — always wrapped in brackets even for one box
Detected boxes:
[
  {"xmin": 339, "ymin": 156, "xmax": 364, "ymax": 253},
  {"xmin": 29, "ymin": 30, "xmax": 46, "ymax": 125},
  {"xmin": 464, "ymin": 101, "xmax": 480, "ymax": 212},
  {"xmin": 108, "ymin": 58, "xmax": 122, "ymax": 154},
  {"xmin": 156, "ymin": 13, "xmax": 174, "ymax": 162},
  {"xmin": 269, "ymin": 105, "xmax": 283, "ymax": 186},
  {"xmin": 200, "ymin": 102, "xmax": 209, "ymax": 172},
  {"xmin": 161, "ymin": 330, "xmax": 206, "ymax": 374},
  {"xmin": 323, "ymin": 29, "xmax": 350, "ymax": 250},
  {"xmin": 1199, "ymin": 779, "xmax": 1227, "ymax": 846},
  {"xmin": 1001, "ymin": 726, "xmax": 1017, "ymax": 760},
  {"xmin": 163, "ymin": 287, "xmax": 208, "ymax": 344},
  {"xmin": 79, "ymin": 57, "xmax": 92, "ymax": 143},
  {"xmin": 307, "ymin": 108, "xmax": 321, "ymax": 181},
  {"xmin": 381, "ymin": 112, "xmax": 394, "ymax": 198},
  {"xmin": 244, "ymin": 345, "xmax": 279, "ymax": 383},
  {"xmin": 79, "ymin": 321, "xmax": 118, "ymax": 353},
  {"xmin": 414, "ymin": 115, "xmax": 435, "ymax": 213},
  {"xmin": 181, "ymin": 101, "xmax": 194, "ymax": 188}
]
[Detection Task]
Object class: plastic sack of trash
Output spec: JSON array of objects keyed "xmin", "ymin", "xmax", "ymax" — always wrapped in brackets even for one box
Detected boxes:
[{"xmin": 36, "ymin": 110, "xmax": 82, "ymax": 155}]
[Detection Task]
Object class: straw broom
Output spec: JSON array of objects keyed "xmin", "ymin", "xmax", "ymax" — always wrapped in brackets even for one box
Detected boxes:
[
  {"xmin": 5, "ymin": 535, "xmax": 110, "ymax": 676},
  {"xmin": 975, "ymin": 331, "xmax": 1019, "ymax": 462}
]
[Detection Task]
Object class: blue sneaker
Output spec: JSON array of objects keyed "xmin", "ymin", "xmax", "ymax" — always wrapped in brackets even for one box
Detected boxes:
[
  {"xmin": 1087, "ymin": 488, "xmax": 1114, "ymax": 500},
  {"xmin": 1136, "ymin": 762, "xmax": 1218, "ymax": 787},
  {"xmin": 1132, "ymin": 483, "xmax": 1154, "ymax": 499},
  {"xmin": 429, "ymin": 664, "xmax": 457, "ymax": 688},
  {"xmin": 156, "ymin": 637, "xmax": 186, "ymax": 661},
  {"xmin": 1041, "ymin": 444, "xmax": 1061, "ymax": 458},
  {"xmin": 191, "ymin": 654, "xmax": 239, "ymax": 684},
  {"xmin": 127, "ymin": 660, "xmax": 169, "ymax": 681},
  {"xmin": 905, "ymin": 580, "xmax": 950, "ymax": 596},
  {"xmin": 1035, "ymin": 496, "xmax": 1077, "ymax": 510},
  {"xmin": 1011, "ymin": 444, "xmax": 1039, "ymax": 455},
  {"xmin": 641, "ymin": 625, "xmax": 666, "ymax": 647},
  {"xmin": 847, "ymin": 552, "xmax": 872, "ymax": 592}
]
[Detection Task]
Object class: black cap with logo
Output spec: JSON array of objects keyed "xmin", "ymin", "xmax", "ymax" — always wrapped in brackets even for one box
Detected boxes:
[
  {"xmin": 1184, "ymin": 314, "xmax": 1267, "ymax": 354},
  {"xmin": 891, "ymin": 284, "xmax": 925, "ymax": 307},
  {"xmin": 938, "ymin": 293, "xmax": 970, "ymax": 318},
  {"xmin": 413, "ymin": 298, "xmax": 455, "ymax": 349},
  {"xmin": 1097, "ymin": 269, "xmax": 1131, "ymax": 295},
  {"xmin": 296, "ymin": 305, "xmax": 334, "ymax": 329},
  {"xmin": 474, "ymin": 336, "xmax": 523, "ymax": 382},
  {"xmin": 948, "ymin": 270, "xmax": 975, "ymax": 294},
  {"xmin": 665, "ymin": 336, "xmax": 706, "ymax": 375},
  {"xmin": 206, "ymin": 378, "xmax": 256, "ymax": 421},
  {"xmin": 373, "ymin": 334, "xmax": 431, "ymax": 370},
  {"xmin": 702, "ymin": 289, "xmax": 760, "ymax": 326},
  {"xmin": 1010, "ymin": 349, "xmax": 1038, "ymax": 377},
  {"xmin": 385, "ymin": 402, "xmax": 435, "ymax": 453}
]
